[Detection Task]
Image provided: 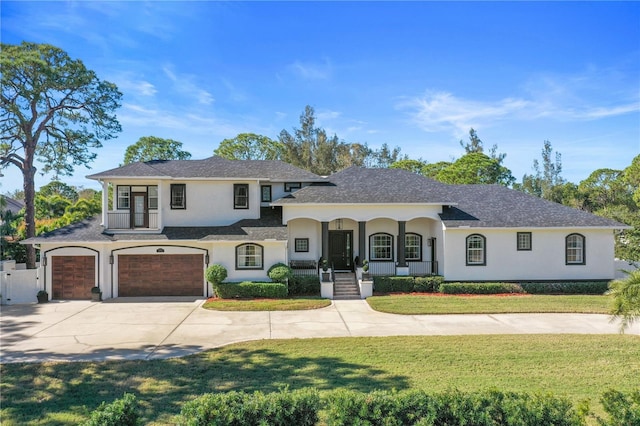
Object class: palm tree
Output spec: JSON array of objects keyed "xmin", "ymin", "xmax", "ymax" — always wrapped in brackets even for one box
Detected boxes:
[{"xmin": 608, "ymin": 268, "xmax": 640, "ymax": 332}]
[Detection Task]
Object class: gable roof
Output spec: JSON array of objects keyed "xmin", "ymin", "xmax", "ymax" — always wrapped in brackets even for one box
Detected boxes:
[
  {"xmin": 273, "ymin": 166, "xmax": 456, "ymax": 204},
  {"xmin": 86, "ymin": 156, "xmax": 324, "ymax": 182},
  {"xmin": 440, "ymin": 184, "xmax": 626, "ymax": 228}
]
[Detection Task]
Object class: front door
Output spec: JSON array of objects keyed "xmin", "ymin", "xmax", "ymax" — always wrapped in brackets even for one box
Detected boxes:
[
  {"xmin": 329, "ymin": 231, "xmax": 353, "ymax": 271},
  {"xmin": 131, "ymin": 192, "xmax": 148, "ymax": 228}
]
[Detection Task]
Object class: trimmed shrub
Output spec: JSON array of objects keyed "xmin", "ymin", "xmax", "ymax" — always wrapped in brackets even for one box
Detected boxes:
[
  {"xmin": 597, "ymin": 389, "xmax": 640, "ymax": 426},
  {"xmin": 82, "ymin": 393, "xmax": 139, "ymax": 426},
  {"xmin": 374, "ymin": 276, "xmax": 415, "ymax": 293},
  {"xmin": 325, "ymin": 388, "xmax": 584, "ymax": 426},
  {"xmin": 215, "ymin": 281, "xmax": 288, "ymax": 299},
  {"xmin": 520, "ymin": 281, "xmax": 610, "ymax": 295},
  {"xmin": 439, "ymin": 282, "xmax": 525, "ymax": 295},
  {"xmin": 267, "ymin": 263, "xmax": 293, "ymax": 283},
  {"xmin": 205, "ymin": 264, "xmax": 228, "ymax": 285},
  {"xmin": 178, "ymin": 388, "xmax": 320, "ymax": 426},
  {"xmin": 289, "ymin": 275, "xmax": 321, "ymax": 296},
  {"xmin": 414, "ymin": 276, "xmax": 444, "ymax": 293}
]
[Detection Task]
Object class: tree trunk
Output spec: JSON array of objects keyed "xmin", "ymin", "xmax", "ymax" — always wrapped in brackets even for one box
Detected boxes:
[{"xmin": 23, "ymin": 156, "xmax": 37, "ymax": 269}]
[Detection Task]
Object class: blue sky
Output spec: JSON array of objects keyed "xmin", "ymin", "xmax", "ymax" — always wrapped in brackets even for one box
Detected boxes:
[{"xmin": 2, "ymin": 1, "xmax": 639, "ymax": 194}]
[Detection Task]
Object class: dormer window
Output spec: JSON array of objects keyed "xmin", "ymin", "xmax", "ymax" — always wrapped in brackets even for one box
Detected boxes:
[{"xmin": 234, "ymin": 184, "xmax": 249, "ymax": 209}]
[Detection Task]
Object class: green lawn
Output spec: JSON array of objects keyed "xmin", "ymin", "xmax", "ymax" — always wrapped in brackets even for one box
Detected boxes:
[
  {"xmin": 202, "ymin": 296, "xmax": 331, "ymax": 311},
  {"xmin": 1, "ymin": 335, "xmax": 638, "ymax": 425},
  {"xmin": 367, "ymin": 294, "xmax": 612, "ymax": 314}
]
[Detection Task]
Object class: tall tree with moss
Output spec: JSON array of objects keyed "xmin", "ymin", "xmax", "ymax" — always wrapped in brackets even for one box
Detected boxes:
[
  {"xmin": 123, "ymin": 136, "xmax": 191, "ymax": 165},
  {"xmin": 1, "ymin": 42, "xmax": 122, "ymax": 268}
]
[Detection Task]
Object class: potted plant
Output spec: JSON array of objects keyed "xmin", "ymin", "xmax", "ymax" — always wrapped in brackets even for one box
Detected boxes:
[
  {"xmin": 90, "ymin": 286, "xmax": 102, "ymax": 302},
  {"xmin": 361, "ymin": 259, "xmax": 371, "ymax": 280},
  {"xmin": 321, "ymin": 258, "xmax": 331, "ymax": 282},
  {"xmin": 37, "ymin": 290, "xmax": 49, "ymax": 304}
]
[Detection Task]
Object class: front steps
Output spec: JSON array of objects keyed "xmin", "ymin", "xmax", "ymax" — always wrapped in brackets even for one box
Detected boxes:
[{"xmin": 333, "ymin": 272, "xmax": 360, "ymax": 300}]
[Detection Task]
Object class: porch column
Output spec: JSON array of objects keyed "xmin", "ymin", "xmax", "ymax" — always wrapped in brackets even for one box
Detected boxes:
[
  {"xmin": 358, "ymin": 221, "xmax": 366, "ymax": 265},
  {"xmin": 101, "ymin": 181, "xmax": 108, "ymax": 226},
  {"xmin": 397, "ymin": 221, "xmax": 406, "ymax": 267},
  {"xmin": 321, "ymin": 221, "xmax": 329, "ymax": 265}
]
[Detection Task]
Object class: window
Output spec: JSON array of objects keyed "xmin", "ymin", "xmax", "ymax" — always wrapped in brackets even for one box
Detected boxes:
[
  {"xmin": 117, "ymin": 186, "xmax": 130, "ymax": 209},
  {"xmin": 261, "ymin": 185, "xmax": 272, "ymax": 202},
  {"xmin": 236, "ymin": 243, "xmax": 263, "ymax": 269},
  {"xmin": 466, "ymin": 234, "xmax": 486, "ymax": 266},
  {"xmin": 405, "ymin": 233, "xmax": 422, "ymax": 261},
  {"xmin": 284, "ymin": 182, "xmax": 301, "ymax": 192},
  {"xmin": 517, "ymin": 232, "xmax": 532, "ymax": 251},
  {"xmin": 370, "ymin": 233, "xmax": 393, "ymax": 261},
  {"xmin": 170, "ymin": 184, "xmax": 186, "ymax": 209},
  {"xmin": 566, "ymin": 233, "xmax": 585, "ymax": 265},
  {"xmin": 148, "ymin": 186, "xmax": 158, "ymax": 210},
  {"xmin": 295, "ymin": 238, "xmax": 309, "ymax": 252},
  {"xmin": 234, "ymin": 184, "xmax": 249, "ymax": 209}
]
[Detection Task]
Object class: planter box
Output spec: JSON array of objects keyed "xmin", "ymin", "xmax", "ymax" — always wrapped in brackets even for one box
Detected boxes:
[
  {"xmin": 359, "ymin": 279, "xmax": 373, "ymax": 299},
  {"xmin": 320, "ymin": 281, "xmax": 333, "ymax": 299}
]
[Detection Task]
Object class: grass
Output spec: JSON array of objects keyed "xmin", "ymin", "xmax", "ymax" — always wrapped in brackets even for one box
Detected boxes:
[
  {"xmin": 202, "ymin": 296, "xmax": 331, "ymax": 311},
  {"xmin": 1, "ymin": 335, "xmax": 638, "ymax": 425},
  {"xmin": 367, "ymin": 294, "xmax": 612, "ymax": 315}
]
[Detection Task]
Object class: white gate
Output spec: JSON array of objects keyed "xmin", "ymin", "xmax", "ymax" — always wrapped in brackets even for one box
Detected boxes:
[{"xmin": 0, "ymin": 268, "xmax": 41, "ymax": 305}]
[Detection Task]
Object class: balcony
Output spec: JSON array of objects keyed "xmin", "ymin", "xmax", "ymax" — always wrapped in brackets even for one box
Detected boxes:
[{"xmin": 107, "ymin": 211, "xmax": 159, "ymax": 230}]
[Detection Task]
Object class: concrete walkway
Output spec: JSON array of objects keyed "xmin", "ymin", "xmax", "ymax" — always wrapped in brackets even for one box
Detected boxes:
[{"xmin": 1, "ymin": 298, "xmax": 637, "ymax": 363}]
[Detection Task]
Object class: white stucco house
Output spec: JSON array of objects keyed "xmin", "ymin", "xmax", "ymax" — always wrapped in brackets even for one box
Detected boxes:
[{"xmin": 24, "ymin": 156, "xmax": 626, "ymax": 301}]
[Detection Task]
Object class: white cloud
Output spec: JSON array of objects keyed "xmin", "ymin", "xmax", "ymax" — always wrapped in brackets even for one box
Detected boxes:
[
  {"xmin": 162, "ymin": 65, "xmax": 215, "ymax": 105},
  {"xmin": 289, "ymin": 59, "xmax": 332, "ymax": 80}
]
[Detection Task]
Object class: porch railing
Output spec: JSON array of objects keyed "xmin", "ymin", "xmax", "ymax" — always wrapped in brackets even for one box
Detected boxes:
[
  {"xmin": 369, "ymin": 261, "xmax": 396, "ymax": 276},
  {"xmin": 290, "ymin": 260, "xmax": 319, "ymax": 277},
  {"xmin": 107, "ymin": 211, "xmax": 158, "ymax": 229},
  {"xmin": 408, "ymin": 261, "xmax": 439, "ymax": 276}
]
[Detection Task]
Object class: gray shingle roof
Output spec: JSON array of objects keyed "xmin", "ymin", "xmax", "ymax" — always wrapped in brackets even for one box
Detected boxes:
[
  {"xmin": 1, "ymin": 196, "xmax": 25, "ymax": 215},
  {"xmin": 23, "ymin": 208, "xmax": 286, "ymax": 243},
  {"xmin": 440, "ymin": 184, "xmax": 627, "ymax": 228},
  {"xmin": 273, "ymin": 166, "xmax": 455, "ymax": 204},
  {"xmin": 87, "ymin": 156, "xmax": 324, "ymax": 182}
]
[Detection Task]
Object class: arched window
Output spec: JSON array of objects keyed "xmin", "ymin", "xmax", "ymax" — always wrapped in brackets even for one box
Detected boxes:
[
  {"xmin": 405, "ymin": 233, "xmax": 422, "ymax": 261},
  {"xmin": 466, "ymin": 234, "xmax": 486, "ymax": 266},
  {"xmin": 566, "ymin": 234, "xmax": 585, "ymax": 265},
  {"xmin": 236, "ymin": 243, "xmax": 263, "ymax": 269},
  {"xmin": 370, "ymin": 233, "xmax": 393, "ymax": 261}
]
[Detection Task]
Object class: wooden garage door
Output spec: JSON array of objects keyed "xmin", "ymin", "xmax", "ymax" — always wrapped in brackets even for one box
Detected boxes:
[
  {"xmin": 118, "ymin": 254, "xmax": 203, "ymax": 297},
  {"xmin": 52, "ymin": 256, "xmax": 95, "ymax": 300}
]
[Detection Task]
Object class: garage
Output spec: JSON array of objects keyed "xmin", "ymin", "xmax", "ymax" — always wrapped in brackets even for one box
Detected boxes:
[
  {"xmin": 118, "ymin": 254, "xmax": 204, "ymax": 297},
  {"xmin": 52, "ymin": 256, "xmax": 96, "ymax": 300}
]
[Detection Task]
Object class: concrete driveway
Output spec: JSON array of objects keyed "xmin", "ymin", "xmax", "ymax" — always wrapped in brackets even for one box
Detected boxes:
[{"xmin": 1, "ymin": 298, "xmax": 637, "ymax": 363}]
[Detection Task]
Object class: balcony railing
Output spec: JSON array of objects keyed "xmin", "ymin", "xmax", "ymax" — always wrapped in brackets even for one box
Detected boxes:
[
  {"xmin": 107, "ymin": 211, "xmax": 158, "ymax": 229},
  {"xmin": 369, "ymin": 261, "xmax": 396, "ymax": 276}
]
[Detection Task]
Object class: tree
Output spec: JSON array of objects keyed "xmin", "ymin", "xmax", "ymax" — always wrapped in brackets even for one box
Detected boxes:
[
  {"xmin": 517, "ymin": 140, "xmax": 565, "ymax": 202},
  {"xmin": 435, "ymin": 152, "xmax": 515, "ymax": 186},
  {"xmin": 389, "ymin": 159, "xmax": 427, "ymax": 174},
  {"xmin": 1, "ymin": 42, "xmax": 122, "ymax": 268},
  {"xmin": 609, "ymin": 269, "xmax": 640, "ymax": 332},
  {"xmin": 38, "ymin": 180, "xmax": 79, "ymax": 203},
  {"xmin": 577, "ymin": 169, "xmax": 634, "ymax": 213},
  {"xmin": 279, "ymin": 105, "xmax": 345, "ymax": 175},
  {"xmin": 215, "ymin": 133, "xmax": 283, "ymax": 160},
  {"xmin": 123, "ymin": 136, "xmax": 191, "ymax": 164},
  {"xmin": 624, "ymin": 154, "xmax": 640, "ymax": 206},
  {"xmin": 369, "ymin": 143, "xmax": 405, "ymax": 168},
  {"xmin": 421, "ymin": 161, "xmax": 452, "ymax": 180}
]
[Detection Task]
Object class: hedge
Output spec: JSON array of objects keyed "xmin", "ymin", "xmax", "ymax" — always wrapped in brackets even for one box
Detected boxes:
[
  {"xmin": 325, "ymin": 388, "xmax": 584, "ymax": 426},
  {"xmin": 82, "ymin": 393, "xmax": 139, "ymax": 426},
  {"xmin": 373, "ymin": 276, "xmax": 444, "ymax": 294},
  {"xmin": 289, "ymin": 275, "xmax": 321, "ymax": 296},
  {"xmin": 439, "ymin": 282, "xmax": 525, "ymax": 295},
  {"xmin": 178, "ymin": 388, "xmax": 320, "ymax": 426},
  {"xmin": 597, "ymin": 389, "xmax": 640, "ymax": 426},
  {"xmin": 214, "ymin": 282, "xmax": 288, "ymax": 299},
  {"xmin": 519, "ymin": 281, "xmax": 610, "ymax": 295},
  {"xmin": 267, "ymin": 263, "xmax": 293, "ymax": 283}
]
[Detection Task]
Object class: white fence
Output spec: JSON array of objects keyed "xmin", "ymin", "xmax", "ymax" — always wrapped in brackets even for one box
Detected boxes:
[{"xmin": 0, "ymin": 266, "xmax": 42, "ymax": 305}]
